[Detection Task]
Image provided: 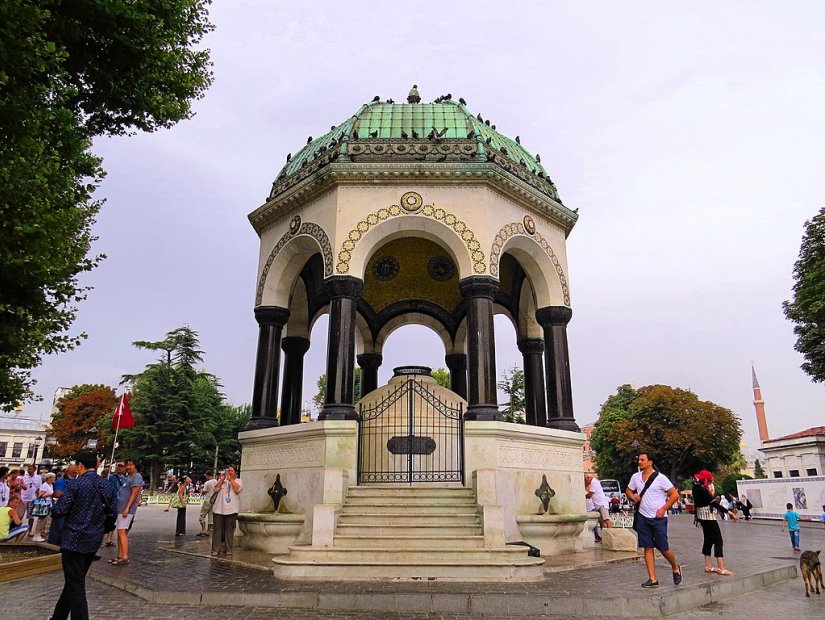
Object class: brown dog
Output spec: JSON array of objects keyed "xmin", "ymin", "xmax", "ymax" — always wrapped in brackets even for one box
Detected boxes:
[{"xmin": 800, "ymin": 550, "xmax": 823, "ymax": 597}]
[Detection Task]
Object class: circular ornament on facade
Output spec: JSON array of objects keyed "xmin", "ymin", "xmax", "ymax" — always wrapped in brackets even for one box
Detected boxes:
[
  {"xmin": 289, "ymin": 215, "xmax": 301, "ymax": 234},
  {"xmin": 400, "ymin": 191, "xmax": 423, "ymax": 212},
  {"xmin": 373, "ymin": 256, "xmax": 400, "ymax": 281},
  {"xmin": 427, "ymin": 256, "xmax": 456, "ymax": 282},
  {"xmin": 523, "ymin": 215, "xmax": 536, "ymax": 235}
]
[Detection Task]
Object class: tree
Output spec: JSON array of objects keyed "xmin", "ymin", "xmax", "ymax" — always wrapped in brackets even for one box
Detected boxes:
[
  {"xmin": 117, "ymin": 326, "xmax": 228, "ymax": 492},
  {"xmin": 753, "ymin": 458, "xmax": 766, "ymax": 479},
  {"xmin": 312, "ymin": 369, "xmax": 361, "ymax": 414},
  {"xmin": 497, "ymin": 367, "xmax": 525, "ymax": 423},
  {"xmin": 590, "ymin": 384, "xmax": 742, "ymax": 484},
  {"xmin": 431, "ymin": 368, "xmax": 451, "ymax": 389},
  {"xmin": 48, "ymin": 385, "xmax": 117, "ymax": 457},
  {"xmin": 0, "ymin": 1, "xmax": 214, "ymax": 411},
  {"xmin": 720, "ymin": 473, "xmax": 752, "ymax": 497},
  {"xmin": 783, "ymin": 206, "xmax": 825, "ymax": 382}
]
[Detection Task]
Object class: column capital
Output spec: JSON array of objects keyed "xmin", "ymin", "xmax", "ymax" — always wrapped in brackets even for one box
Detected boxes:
[
  {"xmin": 535, "ymin": 305, "xmax": 573, "ymax": 326},
  {"xmin": 356, "ymin": 353, "xmax": 383, "ymax": 369},
  {"xmin": 459, "ymin": 276, "xmax": 499, "ymax": 300},
  {"xmin": 444, "ymin": 353, "xmax": 467, "ymax": 370},
  {"xmin": 517, "ymin": 338, "xmax": 545, "ymax": 354},
  {"xmin": 281, "ymin": 336, "xmax": 310, "ymax": 356},
  {"xmin": 254, "ymin": 305, "xmax": 290, "ymax": 327},
  {"xmin": 323, "ymin": 276, "xmax": 364, "ymax": 299}
]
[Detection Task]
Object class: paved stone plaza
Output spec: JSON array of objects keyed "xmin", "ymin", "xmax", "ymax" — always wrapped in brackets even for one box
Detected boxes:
[{"xmin": 3, "ymin": 506, "xmax": 823, "ymax": 618}]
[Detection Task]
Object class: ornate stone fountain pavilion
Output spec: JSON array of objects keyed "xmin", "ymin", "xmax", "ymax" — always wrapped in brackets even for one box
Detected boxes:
[{"xmin": 238, "ymin": 89, "xmax": 589, "ymax": 581}]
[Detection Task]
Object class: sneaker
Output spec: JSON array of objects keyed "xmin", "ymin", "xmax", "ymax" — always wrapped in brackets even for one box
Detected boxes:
[
  {"xmin": 31, "ymin": 536, "xmax": 45, "ymax": 542},
  {"xmin": 641, "ymin": 579, "xmax": 659, "ymax": 588},
  {"xmin": 673, "ymin": 566, "xmax": 682, "ymax": 586}
]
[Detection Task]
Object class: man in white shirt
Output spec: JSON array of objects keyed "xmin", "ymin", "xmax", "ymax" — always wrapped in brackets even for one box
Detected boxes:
[
  {"xmin": 626, "ymin": 452, "xmax": 682, "ymax": 588},
  {"xmin": 585, "ymin": 474, "xmax": 613, "ymax": 533},
  {"xmin": 198, "ymin": 471, "xmax": 217, "ymax": 537},
  {"xmin": 21, "ymin": 464, "xmax": 42, "ymax": 534}
]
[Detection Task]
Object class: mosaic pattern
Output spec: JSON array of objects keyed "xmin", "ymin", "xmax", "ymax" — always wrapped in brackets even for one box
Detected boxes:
[
  {"xmin": 489, "ymin": 221, "xmax": 570, "ymax": 306},
  {"xmin": 255, "ymin": 221, "xmax": 333, "ymax": 306},
  {"xmin": 336, "ymin": 196, "xmax": 486, "ymax": 275},
  {"xmin": 372, "ymin": 256, "xmax": 400, "ymax": 281},
  {"xmin": 427, "ymin": 256, "xmax": 456, "ymax": 281}
]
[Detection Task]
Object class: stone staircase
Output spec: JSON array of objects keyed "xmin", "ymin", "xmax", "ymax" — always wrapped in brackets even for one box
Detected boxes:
[{"xmin": 271, "ymin": 484, "xmax": 545, "ymax": 581}]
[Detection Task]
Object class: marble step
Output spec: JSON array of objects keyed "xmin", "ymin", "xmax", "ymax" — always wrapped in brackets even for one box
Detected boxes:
[
  {"xmin": 344, "ymin": 496, "xmax": 477, "ymax": 507},
  {"xmin": 347, "ymin": 486, "xmax": 474, "ymax": 498},
  {"xmin": 341, "ymin": 502, "xmax": 477, "ymax": 515},
  {"xmin": 337, "ymin": 512, "xmax": 480, "ymax": 526},
  {"xmin": 271, "ymin": 558, "xmax": 545, "ymax": 581},
  {"xmin": 335, "ymin": 524, "xmax": 482, "ymax": 538},
  {"xmin": 284, "ymin": 545, "xmax": 533, "ymax": 563},
  {"xmin": 333, "ymin": 534, "xmax": 485, "ymax": 548}
]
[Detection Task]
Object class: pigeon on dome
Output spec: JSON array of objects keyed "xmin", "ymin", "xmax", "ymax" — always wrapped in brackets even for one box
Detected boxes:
[{"xmin": 407, "ymin": 84, "xmax": 421, "ymax": 104}]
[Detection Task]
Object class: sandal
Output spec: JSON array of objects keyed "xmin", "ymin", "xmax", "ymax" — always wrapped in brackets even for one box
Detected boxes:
[
  {"xmin": 717, "ymin": 569, "xmax": 734, "ymax": 576},
  {"xmin": 109, "ymin": 558, "xmax": 129, "ymax": 565},
  {"xmin": 210, "ymin": 551, "xmax": 219, "ymax": 556},
  {"xmin": 704, "ymin": 567, "xmax": 717, "ymax": 573}
]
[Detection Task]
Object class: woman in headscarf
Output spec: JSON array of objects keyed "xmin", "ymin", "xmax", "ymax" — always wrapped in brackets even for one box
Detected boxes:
[{"xmin": 692, "ymin": 470, "xmax": 737, "ymax": 576}]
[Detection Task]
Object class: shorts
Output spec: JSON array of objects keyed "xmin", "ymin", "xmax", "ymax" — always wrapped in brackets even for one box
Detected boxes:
[
  {"xmin": 1, "ymin": 523, "xmax": 28, "ymax": 541},
  {"xmin": 596, "ymin": 505, "xmax": 610, "ymax": 521},
  {"xmin": 199, "ymin": 500, "xmax": 213, "ymax": 524},
  {"xmin": 116, "ymin": 513, "xmax": 135, "ymax": 530},
  {"xmin": 635, "ymin": 513, "xmax": 670, "ymax": 552}
]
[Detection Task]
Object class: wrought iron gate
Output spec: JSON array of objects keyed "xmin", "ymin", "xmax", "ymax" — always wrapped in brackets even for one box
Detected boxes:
[{"xmin": 357, "ymin": 377, "xmax": 464, "ymax": 484}]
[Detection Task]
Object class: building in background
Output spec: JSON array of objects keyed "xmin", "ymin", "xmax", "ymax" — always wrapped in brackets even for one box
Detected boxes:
[{"xmin": 0, "ymin": 402, "xmax": 48, "ymax": 470}]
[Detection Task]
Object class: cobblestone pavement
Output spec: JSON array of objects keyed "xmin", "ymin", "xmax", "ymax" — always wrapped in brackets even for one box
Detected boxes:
[{"xmin": 1, "ymin": 506, "xmax": 822, "ymax": 618}]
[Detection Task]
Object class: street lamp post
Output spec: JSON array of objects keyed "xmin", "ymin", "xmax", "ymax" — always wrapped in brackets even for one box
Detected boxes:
[
  {"xmin": 33, "ymin": 436, "xmax": 43, "ymax": 470},
  {"xmin": 85, "ymin": 426, "xmax": 99, "ymax": 452}
]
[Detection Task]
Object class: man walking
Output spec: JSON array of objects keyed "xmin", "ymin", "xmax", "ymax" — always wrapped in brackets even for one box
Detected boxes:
[
  {"xmin": 626, "ymin": 452, "xmax": 682, "ymax": 588},
  {"xmin": 21, "ymin": 464, "xmax": 41, "ymax": 535},
  {"xmin": 110, "ymin": 460, "xmax": 143, "ymax": 566},
  {"xmin": 49, "ymin": 451, "xmax": 116, "ymax": 620}
]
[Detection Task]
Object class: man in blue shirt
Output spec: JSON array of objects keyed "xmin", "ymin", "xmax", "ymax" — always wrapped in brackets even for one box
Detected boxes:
[{"xmin": 49, "ymin": 451, "xmax": 117, "ymax": 620}]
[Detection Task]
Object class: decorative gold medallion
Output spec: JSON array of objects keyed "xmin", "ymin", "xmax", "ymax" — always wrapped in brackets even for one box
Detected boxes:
[
  {"xmin": 523, "ymin": 215, "xmax": 536, "ymax": 235},
  {"xmin": 289, "ymin": 215, "xmax": 301, "ymax": 234},
  {"xmin": 400, "ymin": 191, "xmax": 423, "ymax": 212}
]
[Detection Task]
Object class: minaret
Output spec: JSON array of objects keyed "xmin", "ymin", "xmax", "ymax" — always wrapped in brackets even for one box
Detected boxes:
[{"xmin": 752, "ymin": 365, "xmax": 770, "ymax": 444}]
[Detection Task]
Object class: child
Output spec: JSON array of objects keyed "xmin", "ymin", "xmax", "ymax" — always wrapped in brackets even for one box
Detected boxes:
[{"xmin": 780, "ymin": 502, "xmax": 801, "ymax": 551}]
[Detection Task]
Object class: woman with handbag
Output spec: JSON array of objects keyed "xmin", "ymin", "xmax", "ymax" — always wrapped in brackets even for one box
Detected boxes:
[
  {"xmin": 692, "ymin": 470, "xmax": 737, "ymax": 576},
  {"xmin": 30, "ymin": 472, "xmax": 55, "ymax": 542},
  {"xmin": 174, "ymin": 476, "xmax": 191, "ymax": 536}
]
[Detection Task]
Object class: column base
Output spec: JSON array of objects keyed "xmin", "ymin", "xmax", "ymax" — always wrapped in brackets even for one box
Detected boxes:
[
  {"xmin": 464, "ymin": 405, "xmax": 503, "ymax": 421},
  {"xmin": 318, "ymin": 404, "xmax": 358, "ymax": 421},
  {"xmin": 545, "ymin": 418, "xmax": 581, "ymax": 432},
  {"xmin": 244, "ymin": 417, "xmax": 279, "ymax": 432}
]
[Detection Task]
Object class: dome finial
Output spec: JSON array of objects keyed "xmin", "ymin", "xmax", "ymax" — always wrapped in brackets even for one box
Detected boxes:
[{"xmin": 407, "ymin": 84, "xmax": 421, "ymax": 104}]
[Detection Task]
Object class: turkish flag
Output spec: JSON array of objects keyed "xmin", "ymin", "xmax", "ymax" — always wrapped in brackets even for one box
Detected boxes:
[{"xmin": 112, "ymin": 393, "xmax": 136, "ymax": 430}]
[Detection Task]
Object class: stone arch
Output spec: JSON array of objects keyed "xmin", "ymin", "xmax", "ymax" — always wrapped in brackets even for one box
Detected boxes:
[
  {"xmin": 374, "ymin": 312, "xmax": 453, "ymax": 355},
  {"xmin": 516, "ymin": 277, "xmax": 543, "ymax": 339},
  {"xmin": 335, "ymin": 197, "xmax": 485, "ymax": 279},
  {"xmin": 489, "ymin": 221, "xmax": 571, "ymax": 307},
  {"xmin": 256, "ymin": 221, "xmax": 333, "ymax": 307},
  {"xmin": 283, "ymin": 277, "xmax": 309, "ymax": 339}
]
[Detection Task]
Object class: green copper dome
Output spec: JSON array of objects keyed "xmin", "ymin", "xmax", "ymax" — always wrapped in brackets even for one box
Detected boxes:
[{"xmin": 268, "ymin": 94, "xmax": 561, "ymax": 204}]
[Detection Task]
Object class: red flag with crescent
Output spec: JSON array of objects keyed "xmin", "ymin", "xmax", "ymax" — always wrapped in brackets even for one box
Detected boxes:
[{"xmin": 112, "ymin": 393, "xmax": 135, "ymax": 430}]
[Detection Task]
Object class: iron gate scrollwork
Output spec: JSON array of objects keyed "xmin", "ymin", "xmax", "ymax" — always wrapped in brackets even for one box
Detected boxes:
[{"xmin": 357, "ymin": 378, "xmax": 464, "ymax": 484}]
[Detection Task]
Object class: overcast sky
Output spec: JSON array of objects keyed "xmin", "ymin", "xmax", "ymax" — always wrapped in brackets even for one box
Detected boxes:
[{"xmin": 26, "ymin": 1, "xmax": 824, "ymax": 452}]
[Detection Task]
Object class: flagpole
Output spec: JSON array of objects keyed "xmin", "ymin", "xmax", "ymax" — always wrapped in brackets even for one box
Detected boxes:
[{"xmin": 110, "ymin": 393, "xmax": 124, "ymax": 465}]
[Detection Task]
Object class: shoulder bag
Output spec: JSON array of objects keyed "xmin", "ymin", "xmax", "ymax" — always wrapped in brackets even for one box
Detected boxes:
[
  {"xmin": 632, "ymin": 471, "xmax": 659, "ymax": 531},
  {"xmin": 95, "ymin": 481, "xmax": 117, "ymax": 534}
]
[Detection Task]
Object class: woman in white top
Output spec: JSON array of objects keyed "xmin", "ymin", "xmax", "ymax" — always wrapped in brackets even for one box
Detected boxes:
[
  {"xmin": 210, "ymin": 465, "xmax": 242, "ymax": 557},
  {"xmin": 31, "ymin": 472, "xmax": 55, "ymax": 541}
]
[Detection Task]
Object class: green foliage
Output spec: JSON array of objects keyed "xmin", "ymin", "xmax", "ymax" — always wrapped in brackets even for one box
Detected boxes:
[
  {"xmin": 497, "ymin": 366, "xmax": 525, "ymax": 424},
  {"xmin": 783, "ymin": 206, "xmax": 825, "ymax": 382},
  {"xmin": 591, "ymin": 384, "xmax": 743, "ymax": 483},
  {"xmin": 312, "ymin": 369, "xmax": 361, "ymax": 413},
  {"xmin": 720, "ymin": 472, "xmax": 752, "ymax": 497},
  {"xmin": 753, "ymin": 458, "xmax": 766, "ymax": 479},
  {"xmin": 431, "ymin": 368, "xmax": 451, "ymax": 389},
  {"xmin": 117, "ymin": 327, "xmax": 231, "ymax": 491},
  {"xmin": 0, "ymin": 1, "xmax": 213, "ymax": 411}
]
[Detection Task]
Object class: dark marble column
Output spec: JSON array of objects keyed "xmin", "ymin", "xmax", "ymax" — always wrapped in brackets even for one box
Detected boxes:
[
  {"xmin": 518, "ymin": 338, "xmax": 547, "ymax": 427},
  {"xmin": 279, "ymin": 336, "xmax": 310, "ymax": 426},
  {"xmin": 459, "ymin": 277, "xmax": 501, "ymax": 421},
  {"xmin": 535, "ymin": 306, "xmax": 579, "ymax": 432},
  {"xmin": 247, "ymin": 306, "xmax": 290, "ymax": 431},
  {"xmin": 357, "ymin": 353, "xmax": 382, "ymax": 397},
  {"xmin": 319, "ymin": 277, "xmax": 364, "ymax": 421},
  {"xmin": 444, "ymin": 353, "xmax": 468, "ymax": 400}
]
